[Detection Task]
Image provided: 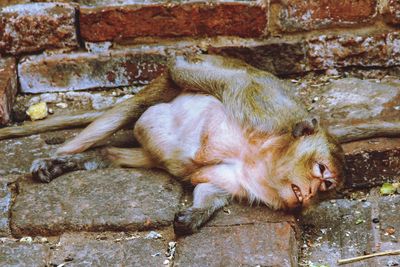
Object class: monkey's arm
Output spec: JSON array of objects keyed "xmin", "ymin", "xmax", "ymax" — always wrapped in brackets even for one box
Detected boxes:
[{"xmin": 174, "ymin": 183, "xmax": 230, "ymax": 235}]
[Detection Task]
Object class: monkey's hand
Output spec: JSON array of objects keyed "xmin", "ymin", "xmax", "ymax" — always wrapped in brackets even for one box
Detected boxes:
[
  {"xmin": 30, "ymin": 157, "xmax": 79, "ymax": 183},
  {"xmin": 174, "ymin": 207, "xmax": 210, "ymax": 235}
]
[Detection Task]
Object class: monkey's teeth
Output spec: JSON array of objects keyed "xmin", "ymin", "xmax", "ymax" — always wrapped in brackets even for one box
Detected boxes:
[{"xmin": 291, "ymin": 184, "xmax": 303, "ymax": 203}]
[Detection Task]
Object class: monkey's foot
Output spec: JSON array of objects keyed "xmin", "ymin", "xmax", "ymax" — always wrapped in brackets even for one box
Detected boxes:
[
  {"xmin": 173, "ymin": 208, "xmax": 210, "ymax": 235},
  {"xmin": 30, "ymin": 157, "xmax": 78, "ymax": 183}
]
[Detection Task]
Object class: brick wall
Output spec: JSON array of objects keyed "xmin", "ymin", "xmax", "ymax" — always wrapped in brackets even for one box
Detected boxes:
[{"xmin": 1, "ymin": 0, "xmax": 400, "ymax": 123}]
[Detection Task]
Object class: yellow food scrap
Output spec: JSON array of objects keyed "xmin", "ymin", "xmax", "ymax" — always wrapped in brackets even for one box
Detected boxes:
[{"xmin": 26, "ymin": 102, "xmax": 48, "ymax": 121}]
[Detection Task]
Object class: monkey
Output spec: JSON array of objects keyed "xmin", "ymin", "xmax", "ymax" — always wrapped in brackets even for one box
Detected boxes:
[{"xmin": 28, "ymin": 54, "xmax": 345, "ymax": 235}]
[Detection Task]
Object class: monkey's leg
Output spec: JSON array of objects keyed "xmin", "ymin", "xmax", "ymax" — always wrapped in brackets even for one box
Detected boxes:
[
  {"xmin": 174, "ymin": 183, "xmax": 230, "ymax": 235},
  {"xmin": 105, "ymin": 147, "xmax": 155, "ymax": 168},
  {"xmin": 170, "ymin": 55, "xmax": 251, "ymax": 98},
  {"xmin": 57, "ymin": 75, "xmax": 180, "ymax": 155},
  {"xmin": 31, "ymin": 152, "xmax": 110, "ymax": 183}
]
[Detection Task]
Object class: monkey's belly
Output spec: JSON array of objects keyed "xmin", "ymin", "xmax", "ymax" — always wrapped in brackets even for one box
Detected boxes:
[{"xmin": 134, "ymin": 93, "xmax": 231, "ymax": 177}]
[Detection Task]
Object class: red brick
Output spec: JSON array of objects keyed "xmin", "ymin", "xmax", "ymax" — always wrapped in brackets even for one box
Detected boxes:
[
  {"xmin": 278, "ymin": 0, "xmax": 377, "ymax": 32},
  {"xmin": 0, "ymin": 3, "xmax": 78, "ymax": 55},
  {"xmin": 381, "ymin": 0, "xmax": 400, "ymax": 24},
  {"xmin": 0, "ymin": 57, "xmax": 17, "ymax": 125},
  {"xmin": 79, "ymin": 1, "xmax": 267, "ymax": 42}
]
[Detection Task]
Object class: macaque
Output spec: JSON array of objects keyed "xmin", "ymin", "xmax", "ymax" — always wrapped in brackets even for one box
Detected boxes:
[{"xmin": 30, "ymin": 55, "xmax": 344, "ymax": 235}]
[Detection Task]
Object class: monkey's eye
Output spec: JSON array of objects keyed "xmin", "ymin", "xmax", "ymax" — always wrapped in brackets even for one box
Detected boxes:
[
  {"xmin": 318, "ymin": 164, "xmax": 326, "ymax": 174},
  {"xmin": 319, "ymin": 178, "xmax": 336, "ymax": 191}
]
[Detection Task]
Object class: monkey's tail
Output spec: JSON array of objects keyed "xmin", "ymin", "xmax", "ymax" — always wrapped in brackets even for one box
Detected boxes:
[{"xmin": 57, "ymin": 74, "xmax": 180, "ymax": 155}]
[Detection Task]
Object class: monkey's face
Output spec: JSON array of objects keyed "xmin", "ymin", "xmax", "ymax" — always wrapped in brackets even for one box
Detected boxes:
[{"xmin": 273, "ymin": 131, "xmax": 344, "ymax": 211}]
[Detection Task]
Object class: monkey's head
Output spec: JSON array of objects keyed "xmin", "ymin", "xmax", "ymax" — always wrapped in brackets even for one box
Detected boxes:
[{"xmin": 266, "ymin": 118, "xmax": 344, "ymax": 211}]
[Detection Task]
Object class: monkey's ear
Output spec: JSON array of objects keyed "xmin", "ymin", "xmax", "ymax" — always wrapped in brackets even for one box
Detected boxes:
[{"xmin": 293, "ymin": 118, "xmax": 318, "ymax": 137}]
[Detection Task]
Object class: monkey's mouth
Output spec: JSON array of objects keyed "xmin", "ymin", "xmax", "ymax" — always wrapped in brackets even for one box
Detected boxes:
[{"xmin": 291, "ymin": 184, "xmax": 303, "ymax": 204}]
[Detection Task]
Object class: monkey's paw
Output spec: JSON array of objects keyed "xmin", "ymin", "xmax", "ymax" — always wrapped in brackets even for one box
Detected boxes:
[
  {"xmin": 173, "ymin": 208, "xmax": 209, "ymax": 235},
  {"xmin": 30, "ymin": 158, "xmax": 76, "ymax": 183}
]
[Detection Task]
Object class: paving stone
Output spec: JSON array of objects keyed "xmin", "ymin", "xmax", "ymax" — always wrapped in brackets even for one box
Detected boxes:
[
  {"xmin": 18, "ymin": 49, "xmax": 168, "ymax": 93},
  {"xmin": 175, "ymin": 203, "xmax": 297, "ymax": 267},
  {"xmin": 0, "ymin": 3, "xmax": 78, "ymax": 55},
  {"xmin": 0, "ymin": 242, "xmax": 50, "ymax": 266},
  {"xmin": 0, "ymin": 57, "xmax": 17, "ymax": 125},
  {"xmin": 300, "ymin": 192, "xmax": 400, "ymax": 266},
  {"xmin": 79, "ymin": 1, "xmax": 267, "ymax": 42},
  {"xmin": 50, "ymin": 232, "xmax": 169, "ymax": 266},
  {"xmin": 175, "ymin": 223, "xmax": 297, "ymax": 267},
  {"xmin": 276, "ymin": 0, "xmax": 377, "ymax": 32},
  {"xmin": 0, "ymin": 178, "xmax": 12, "ymax": 236},
  {"xmin": 11, "ymin": 168, "xmax": 182, "ymax": 236}
]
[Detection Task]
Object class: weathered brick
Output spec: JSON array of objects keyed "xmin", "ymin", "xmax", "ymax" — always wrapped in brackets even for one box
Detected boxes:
[
  {"xmin": 175, "ymin": 203, "xmax": 297, "ymax": 266},
  {"xmin": 175, "ymin": 223, "xmax": 297, "ymax": 267},
  {"xmin": 11, "ymin": 168, "xmax": 182, "ymax": 236},
  {"xmin": 277, "ymin": 0, "xmax": 377, "ymax": 32},
  {"xmin": 0, "ymin": 57, "xmax": 17, "ymax": 125},
  {"xmin": 0, "ymin": 3, "xmax": 78, "ymax": 55},
  {"xmin": 79, "ymin": 1, "xmax": 267, "ymax": 42},
  {"xmin": 212, "ymin": 32, "xmax": 400, "ymax": 74},
  {"xmin": 18, "ymin": 49, "xmax": 168, "ymax": 93},
  {"xmin": 344, "ymin": 138, "xmax": 400, "ymax": 189},
  {"xmin": 381, "ymin": 0, "xmax": 400, "ymax": 24},
  {"xmin": 209, "ymin": 41, "xmax": 308, "ymax": 75},
  {"xmin": 306, "ymin": 32, "xmax": 400, "ymax": 70}
]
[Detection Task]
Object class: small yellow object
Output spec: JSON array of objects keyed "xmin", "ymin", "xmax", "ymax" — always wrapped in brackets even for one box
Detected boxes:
[{"xmin": 26, "ymin": 102, "xmax": 48, "ymax": 121}]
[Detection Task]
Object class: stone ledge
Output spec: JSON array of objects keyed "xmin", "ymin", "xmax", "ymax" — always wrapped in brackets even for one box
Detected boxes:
[{"xmin": 0, "ymin": 3, "xmax": 78, "ymax": 55}]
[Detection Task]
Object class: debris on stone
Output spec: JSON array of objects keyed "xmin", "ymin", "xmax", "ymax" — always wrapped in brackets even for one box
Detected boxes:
[
  {"xmin": 56, "ymin": 102, "xmax": 68, "ymax": 109},
  {"xmin": 19, "ymin": 236, "xmax": 33, "ymax": 243},
  {"xmin": 385, "ymin": 226, "xmax": 396, "ymax": 235},
  {"xmin": 145, "ymin": 231, "xmax": 162, "ymax": 239},
  {"xmin": 165, "ymin": 241, "xmax": 176, "ymax": 261},
  {"xmin": 33, "ymin": 236, "xmax": 48, "ymax": 243},
  {"xmin": 380, "ymin": 183, "xmax": 398, "ymax": 195},
  {"xmin": 151, "ymin": 252, "xmax": 161, "ymax": 257},
  {"xmin": 26, "ymin": 102, "xmax": 48, "ymax": 121}
]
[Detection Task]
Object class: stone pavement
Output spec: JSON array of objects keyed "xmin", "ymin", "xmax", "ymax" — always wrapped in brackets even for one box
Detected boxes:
[{"xmin": 0, "ymin": 76, "xmax": 399, "ymax": 266}]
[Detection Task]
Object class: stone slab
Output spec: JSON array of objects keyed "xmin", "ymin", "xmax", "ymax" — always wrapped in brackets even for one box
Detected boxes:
[
  {"xmin": 0, "ymin": 57, "xmax": 17, "ymax": 125},
  {"xmin": 50, "ymin": 232, "xmax": 169, "ymax": 266},
  {"xmin": 18, "ymin": 49, "xmax": 168, "ymax": 93},
  {"xmin": 300, "ymin": 192, "xmax": 400, "ymax": 266},
  {"xmin": 175, "ymin": 222, "xmax": 297, "ymax": 267},
  {"xmin": 11, "ymin": 168, "xmax": 182, "ymax": 236},
  {"xmin": 175, "ymin": 202, "xmax": 297, "ymax": 266},
  {"xmin": 0, "ymin": 243, "xmax": 50, "ymax": 266},
  {"xmin": 80, "ymin": 1, "xmax": 267, "ymax": 42},
  {"xmin": 0, "ymin": 178, "xmax": 12, "ymax": 236},
  {"xmin": 0, "ymin": 3, "xmax": 78, "ymax": 55}
]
